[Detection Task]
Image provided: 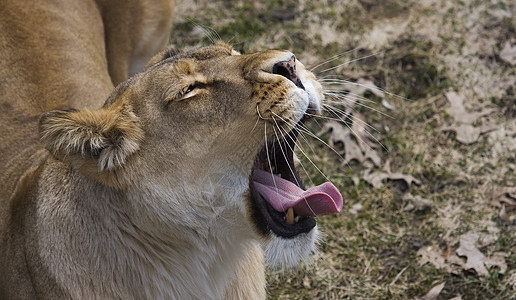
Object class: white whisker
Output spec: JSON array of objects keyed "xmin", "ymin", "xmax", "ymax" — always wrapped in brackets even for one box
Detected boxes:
[
  {"xmin": 324, "ymin": 92, "xmax": 394, "ymax": 119},
  {"xmin": 323, "ymin": 91, "xmax": 376, "ymax": 105},
  {"xmin": 276, "ymin": 124, "xmax": 320, "ymax": 187},
  {"xmin": 251, "ymin": 115, "xmax": 261, "ymax": 132},
  {"xmin": 264, "ymin": 121, "xmax": 281, "ymax": 203},
  {"xmin": 321, "ymin": 77, "xmax": 409, "ymax": 101},
  {"xmin": 316, "ymin": 50, "xmax": 386, "ymax": 75},
  {"xmin": 309, "ymin": 49, "xmax": 357, "ymax": 72},
  {"xmin": 270, "ymin": 112, "xmax": 346, "ymax": 182},
  {"xmin": 271, "ymin": 108, "xmax": 353, "ymax": 124},
  {"xmin": 322, "ymin": 103, "xmax": 377, "ymax": 133},
  {"xmin": 272, "ymin": 122, "xmax": 318, "ymax": 217},
  {"xmin": 256, "ymin": 105, "xmax": 264, "ymax": 120},
  {"xmin": 270, "ymin": 120, "xmax": 301, "ymax": 188},
  {"xmin": 186, "ymin": 18, "xmax": 221, "ymax": 43}
]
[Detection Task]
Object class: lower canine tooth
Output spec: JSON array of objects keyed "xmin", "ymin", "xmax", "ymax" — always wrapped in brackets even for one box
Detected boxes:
[{"xmin": 286, "ymin": 207, "xmax": 294, "ymax": 224}]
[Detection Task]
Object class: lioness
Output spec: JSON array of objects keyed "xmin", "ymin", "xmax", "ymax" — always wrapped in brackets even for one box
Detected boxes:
[{"xmin": 0, "ymin": 0, "xmax": 343, "ymax": 299}]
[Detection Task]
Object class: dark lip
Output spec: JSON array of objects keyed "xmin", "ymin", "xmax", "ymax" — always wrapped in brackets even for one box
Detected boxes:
[{"xmin": 248, "ymin": 123, "xmax": 316, "ymax": 239}]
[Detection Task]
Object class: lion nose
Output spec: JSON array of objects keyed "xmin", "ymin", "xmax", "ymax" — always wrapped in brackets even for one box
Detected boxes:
[{"xmin": 272, "ymin": 56, "xmax": 305, "ymax": 90}]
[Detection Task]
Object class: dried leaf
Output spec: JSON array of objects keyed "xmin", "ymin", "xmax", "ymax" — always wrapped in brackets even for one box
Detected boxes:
[
  {"xmin": 499, "ymin": 205, "xmax": 509, "ymax": 222},
  {"xmin": 351, "ymin": 113, "xmax": 378, "ymax": 149},
  {"xmin": 418, "ymin": 282, "xmax": 445, "ymax": 300},
  {"xmin": 343, "ymin": 137, "xmax": 365, "ymax": 164},
  {"xmin": 403, "ymin": 194, "xmax": 432, "ymax": 212},
  {"xmin": 364, "ymin": 146, "xmax": 382, "ymax": 167},
  {"xmin": 302, "ymin": 276, "xmax": 311, "ymax": 289},
  {"xmin": 349, "ymin": 203, "xmax": 363, "ymax": 215},
  {"xmin": 387, "ymin": 172, "xmax": 421, "ymax": 187},
  {"xmin": 351, "ymin": 116, "xmax": 382, "ymax": 166},
  {"xmin": 500, "ymin": 42, "xmax": 516, "ymax": 66},
  {"xmin": 362, "ymin": 170, "xmax": 389, "ymax": 188},
  {"xmin": 322, "ymin": 121, "xmax": 381, "ymax": 167},
  {"xmin": 491, "ymin": 187, "xmax": 516, "ymax": 209},
  {"xmin": 447, "ymin": 254, "xmax": 466, "ymax": 268},
  {"xmin": 351, "ymin": 175, "xmax": 360, "ymax": 186},
  {"xmin": 442, "ymin": 123, "xmax": 498, "ymax": 145},
  {"xmin": 445, "ymin": 92, "xmax": 494, "ymax": 125},
  {"xmin": 362, "ymin": 161, "xmax": 420, "ymax": 189},
  {"xmin": 418, "ymin": 246, "xmax": 452, "ymax": 272},
  {"xmin": 490, "ymin": 186, "xmax": 516, "ymax": 222},
  {"xmin": 442, "ymin": 92, "xmax": 498, "ymax": 144},
  {"xmin": 456, "ymin": 232, "xmax": 507, "ymax": 276},
  {"xmin": 381, "ymin": 98, "xmax": 396, "ymax": 110}
]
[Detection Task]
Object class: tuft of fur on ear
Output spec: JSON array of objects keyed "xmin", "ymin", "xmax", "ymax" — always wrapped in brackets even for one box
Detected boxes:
[{"xmin": 39, "ymin": 106, "xmax": 143, "ymax": 171}]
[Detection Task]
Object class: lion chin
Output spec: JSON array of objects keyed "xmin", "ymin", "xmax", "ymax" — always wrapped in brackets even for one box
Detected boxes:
[
  {"xmin": 262, "ymin": 229, "xmax": 321, "ymax": 269},
  {"xmin": 0, "ymin": 0, "xmax": 343, "ymax": 298}
]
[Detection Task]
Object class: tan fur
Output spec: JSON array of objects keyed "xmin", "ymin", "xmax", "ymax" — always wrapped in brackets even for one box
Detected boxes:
[
  {"xmin": 95, "ymin": 0, "xmax": 175, "ymax": 85},
  {"xmin": 225, "ymin": 242, "xmax": 267, "ymax": 300},
  {"xmin": 0, "ymin": 0, "xmax": 324, "ymax": 299}
]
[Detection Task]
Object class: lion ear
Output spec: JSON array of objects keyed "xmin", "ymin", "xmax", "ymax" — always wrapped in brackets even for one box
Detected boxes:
[
  {"xmin": 39, "ymin": 106, "xmax": 143, "ymax": 171},
  {"xmin": 144, "ymin": 45, "xmax": 184, "ymax": 71}
]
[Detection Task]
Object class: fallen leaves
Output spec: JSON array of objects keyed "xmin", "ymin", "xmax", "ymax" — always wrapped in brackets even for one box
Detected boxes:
[
  {"xmin": 445, "ymin": 91, "xmax": 494, "ymax": 124},
  {"xmin": 499, "ymin": 41, "xmax": 516, "ymax": 66},
  {"xmin": 441, "ymin": 92, "xmax": 497, "ymax": 144},
  {"xmin": 362, "ymin": 160, "xmax": 420, "ymax": 189},
  {"xmin": 417, "ymin": 231, "xmax": 508, "ymax": 278},
  {"xmin": 456, "ymin": 232, "xmax": 507, "ymax": 277},
  {"xmin": 348, "ymin": 203, "xmax": 363, "ymax": 215},
  {"xmin": 417, "ymin": 282, "xmax": 463, "ymax": 300},
  {"xmin": 418, "ymin": 246, "xmax": 453, "ymax": 273},
  {"xmin": 442, "ymin": 123, "xmax": 498, "ymax": 145},
  {"xmin": 491, "ymin": 186, "xmax": 516, "ymax": 208},
  {"xmin": 417, "ymin": 282, "xmax": 445, "ymax": 300},
  {"xmin": 321, "ymin": 120, "xmax": 382, "ymax": 167},
  {"xmin": 403, "ymin": 194, "xmax": 432, "ymax": 212},
  {"xmin": 320, "ymin": 80, "xmax": 420, "ymax": 192},
  {"xmin": 491, "ymin": 186, "xmax": 516, "ymax": 222}
]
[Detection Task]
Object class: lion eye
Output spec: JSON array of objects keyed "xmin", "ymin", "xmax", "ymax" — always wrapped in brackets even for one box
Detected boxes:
[
  {"xmin": 184, "ymin": 84, "xmax": 195, "ymax": 94},
  {"xmin": 167, "ymin": 81, "xmax": 207, "ymax": 103},
  {"xmin": 183, "ymin": 82, "xmax": 206, "ymax": 95}
]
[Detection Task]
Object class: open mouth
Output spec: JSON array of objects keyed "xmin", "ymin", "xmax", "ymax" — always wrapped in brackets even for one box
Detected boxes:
[{"xmin": 249, "ymin": 122, "xmax": 343, "ymax": 239}]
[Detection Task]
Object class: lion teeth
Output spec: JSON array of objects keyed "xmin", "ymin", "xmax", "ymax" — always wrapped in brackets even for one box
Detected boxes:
[{"xmin": 286, "ymin": 207, "xmax": 294, "ymax": 224}]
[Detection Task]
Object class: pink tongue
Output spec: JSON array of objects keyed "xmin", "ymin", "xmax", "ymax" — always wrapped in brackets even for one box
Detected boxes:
[{"xmin": 252, "ymin": 169, "xmax": 343, "ymax": 216}]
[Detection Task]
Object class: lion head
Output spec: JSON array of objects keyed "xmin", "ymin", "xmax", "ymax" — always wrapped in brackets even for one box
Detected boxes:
[{"xmin": 38, "ymin": 42, "xmax": 343, "ymax": 269}]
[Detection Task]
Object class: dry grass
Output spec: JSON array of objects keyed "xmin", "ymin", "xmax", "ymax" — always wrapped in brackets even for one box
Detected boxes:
[{"xmin": 173, "ymin": 0, "xmax": 515, "ymax": 298}]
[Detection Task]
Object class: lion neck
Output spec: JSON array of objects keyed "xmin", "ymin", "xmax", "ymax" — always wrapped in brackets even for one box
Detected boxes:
[{"xmin": 37, "ymin": 160, "xmax": 256, "ymax": 299}]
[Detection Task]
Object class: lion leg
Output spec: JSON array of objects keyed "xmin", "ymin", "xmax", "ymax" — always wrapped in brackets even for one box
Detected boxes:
[
  {"xmin": 225, "ymin": 241, "xmax": 267, "ymax": 300},
  {"xmin": 95, "ymin": 0, "xmax": 175, "ymax": 85}
]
